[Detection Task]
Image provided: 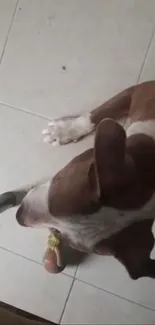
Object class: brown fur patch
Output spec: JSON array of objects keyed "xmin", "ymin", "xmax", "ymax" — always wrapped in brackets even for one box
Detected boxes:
[
  {"xmin": 91, "ymin": 81, "xmax": 155, "ymax": 127},
  {"xmin": 130, "ymin": 81, "xmax": 155, "ymax": 122},
  {"xmin": 48, "ymin": 149, "xmax": 101, "ymax": 216},
  {"xmin": 91, "ymin": 85, "xmax": 134, "ymax": 125}
]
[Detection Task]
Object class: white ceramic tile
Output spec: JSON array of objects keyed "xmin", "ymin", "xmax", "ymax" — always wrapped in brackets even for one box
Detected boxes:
[
  {"xmin": 61, "ymin": 280, "xmax": 155, "ymax": 324},
  {"xmin": 0, "ymin": 104, "xmax": 93, "ymax": 276},
  {"xmin": 0, "ymin": 0, "xmax": 17, "ymax": 59},
  {"xmin": 0, "ymin": 105, "xmax": 93, "ymax": 193},
  {"xmin": 0, "ymin": 248, "xmax": 73, "ymax": 322},
  {"xmin": 140, "ymin": 33, "xmax": 155, "ymax": 82},
  {"xmin": 0, "ymin": 0, "xmax": 155, "ymax": 118},
  {"xmin": 76, "ymin": 241, "xmax": 155, "ymax": 311}
]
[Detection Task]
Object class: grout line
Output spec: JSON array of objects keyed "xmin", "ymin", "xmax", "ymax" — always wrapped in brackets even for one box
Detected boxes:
[
  {"xmin": 0, "ymin": 244, "xmax": 78, "ymax": 279},
  {"xmin": 0, "ymin": 0, "xmax": 19, "ymax": 65},
  {"xmin": 137, "ymin": 27, "xmax": 155, "ymax": 84},
  {"xmin": 1, "ymin": 23, "xmax": 155, "ymax": 122},
  {"xmin": 1, "ymin": 244, "xmax": 155, "ymax": 314},
  {"xmin": 0, "ymin": 245, "xmax": 46, "ymax": 266},
  {"xmin": 74, "ymin": 277, "xmax": 155, "ymax": 313},
  {"xmin": 74, "ymin": 263, "xmax": 80, "ymax": 278},
  {"xmin": 0, "ymin": 245, "xmax": 75, "ymax": 279},
  {"xmin": 0, "ymin": 101, "xmax": 51, "ymax": 121},
  {"xmin": 59, "ymin": 278, "xmax": 75, "ymax": 324}
]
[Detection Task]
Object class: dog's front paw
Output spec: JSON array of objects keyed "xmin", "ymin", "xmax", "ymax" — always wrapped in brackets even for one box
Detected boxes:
[
  {"xmin": 42, "ymin": 114, "xmax": 94, "ymax": 146},
  {"xmin": 42, "ymin": 118, "xmax": 79, "ymax": 146}
]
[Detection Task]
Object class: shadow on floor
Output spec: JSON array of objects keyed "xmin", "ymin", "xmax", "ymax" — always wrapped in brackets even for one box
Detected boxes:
[{"xmin": 63, "ymin": 245, "xmax": 89, "ymax": 267}]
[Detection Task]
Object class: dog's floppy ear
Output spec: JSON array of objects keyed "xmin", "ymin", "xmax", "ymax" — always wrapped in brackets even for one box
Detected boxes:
[{"xmin": 94, "ymin": 118, "xmax": 134, "ymax": 195}]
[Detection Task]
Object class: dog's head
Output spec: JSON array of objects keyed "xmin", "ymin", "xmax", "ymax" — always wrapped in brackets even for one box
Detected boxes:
[{"xmin": 16, "ymin": 119, "xmax": 154, "ymax": 228}]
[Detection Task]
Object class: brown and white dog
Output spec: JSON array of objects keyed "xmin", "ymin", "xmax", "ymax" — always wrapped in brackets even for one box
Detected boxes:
[{"xmin": 1, "ymin": 80, "xmax": 155, "ymax": 279}]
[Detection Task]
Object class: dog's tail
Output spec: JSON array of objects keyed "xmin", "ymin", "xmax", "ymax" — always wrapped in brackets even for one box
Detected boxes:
[
  {"xmin": 0, "ymin": 178, "xmax": 49, "ymax": 213},
  {"xmin": 0, "ymin": 189, "xmax": 27, "ymax": 213}
]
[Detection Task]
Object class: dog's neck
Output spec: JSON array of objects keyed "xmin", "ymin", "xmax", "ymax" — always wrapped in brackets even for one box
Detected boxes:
[{"xmin": 126, "ymin": 134, "xmax": 155, "ymax": 186}]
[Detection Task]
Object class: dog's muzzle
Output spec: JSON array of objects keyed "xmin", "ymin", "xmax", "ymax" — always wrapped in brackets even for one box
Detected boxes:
[{"xmin": 16, "ymin": 204, "xmax": 28, "ymax": 227}]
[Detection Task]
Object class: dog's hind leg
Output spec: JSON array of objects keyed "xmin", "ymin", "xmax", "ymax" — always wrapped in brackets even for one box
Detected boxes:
[
  {"xmin": 94, "ymin": 219, "xmax": 155, "ymax": 279},
  {"xmin": 0, "ymin": 189, "xmax": 27, "ymax": 213},
  {"xmin": 42, "ymin": 86, "xmax": 134, "ymax": 145},
  {"xmin": 109, "ymin": 219, "xmax": 155, "ymax": 280}
]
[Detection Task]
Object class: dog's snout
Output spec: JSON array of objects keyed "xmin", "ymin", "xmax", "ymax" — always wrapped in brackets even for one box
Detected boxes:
[{"xmin": 16, "ymin": 205, "xmax": 27, "ymax": 227}]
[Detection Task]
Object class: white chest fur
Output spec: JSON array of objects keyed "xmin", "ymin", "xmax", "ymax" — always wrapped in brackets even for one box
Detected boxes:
[
  {"xmin": 51, "ymin": 192, "xmax": 155, "ymax": 249},
  {"xmin": 126, "ymin": 120, "xmax": 155, "ymax": 141}
]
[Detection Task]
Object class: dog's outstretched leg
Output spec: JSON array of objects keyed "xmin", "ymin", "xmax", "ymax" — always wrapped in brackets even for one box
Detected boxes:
[
  {"xmin": 42, "ymin": 86, "xmax": 134, "ymax": 145},
  {"xmin": 42, "ymin": 113, "xmax": 94, "ymax": 145}
]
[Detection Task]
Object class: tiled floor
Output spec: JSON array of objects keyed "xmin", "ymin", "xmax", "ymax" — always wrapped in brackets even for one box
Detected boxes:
[{"xmin": 0, "ymin": 0, "xmax": 155, "ymax": 324}]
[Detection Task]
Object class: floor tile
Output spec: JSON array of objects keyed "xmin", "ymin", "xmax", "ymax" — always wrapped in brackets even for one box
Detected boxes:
[
  {"xmin": 0, "ymin": 0, "xmax": 155, "ymax": 118},
  {"xmin": 61, "ymin": 280, "xmax": 155, "ymax": 324},
  {"xmin": 0, "ymin": 0, "xmax": 17, "ymax": 59},
  {"xmin": 0, "ymin": 248, "xmax": 73, "ymax": 323},
  {"xmin": 140, "ymin": 33, "xmax": 155, "ymax": 82},
  {"xmin": 76, "ymin": 239, "xmax": 155, "ymax": 310},
  {"xmin": 0, "ymin": 104, "xmax": 92, "ymax": 276}
]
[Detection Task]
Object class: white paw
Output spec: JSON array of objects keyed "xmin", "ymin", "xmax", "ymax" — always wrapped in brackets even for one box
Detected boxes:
[
  {"xmin": 42, "ymin": 117, "xmax": 80, "ymax": 146},
  {"xmin": 42, "ymin": 114, "xmax": 94, "ymax": 146}
]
